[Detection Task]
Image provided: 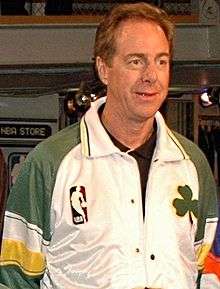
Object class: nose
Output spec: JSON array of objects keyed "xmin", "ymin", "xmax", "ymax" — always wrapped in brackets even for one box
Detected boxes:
[{"xmin": 141, "ymin": 63, "xmax": 158, "ymax": 84}]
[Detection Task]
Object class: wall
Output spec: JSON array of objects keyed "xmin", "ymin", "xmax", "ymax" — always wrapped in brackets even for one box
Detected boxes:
[{"xmin": 0, "ymin": 21, "xmax": 219, "ymax": 65}]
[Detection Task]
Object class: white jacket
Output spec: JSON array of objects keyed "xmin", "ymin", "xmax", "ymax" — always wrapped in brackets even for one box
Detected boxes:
[{"xmin": 0, "ymin": 97, "xmax": 218, "ymax": 289}]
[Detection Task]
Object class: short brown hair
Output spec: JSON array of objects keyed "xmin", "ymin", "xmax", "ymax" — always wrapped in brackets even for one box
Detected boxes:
[{"xmin": 94, "ymin": 2, "xmax": 175, "ymax": 66}]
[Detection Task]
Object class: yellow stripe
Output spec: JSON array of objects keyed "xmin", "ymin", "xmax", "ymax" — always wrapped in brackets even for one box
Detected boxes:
[
  {"xmin": 0, "ymin": 239, "xmax": 46, "ymax": 276},
  {"xmin": 80, "ymin": 118, "xmax": 89, "ymax": 157},
  {"xmin": 167, "ymin": 129, "xmax": 189, "ymax": 159},
  {"xmin": 196, "ymin": 243, "xmax": 212, "ymax": 270}
]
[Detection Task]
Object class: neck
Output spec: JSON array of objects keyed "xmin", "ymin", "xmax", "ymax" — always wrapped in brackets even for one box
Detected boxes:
[{"xmin": 101, "ymin": 105, "xmax": 155, "ymax": 150}]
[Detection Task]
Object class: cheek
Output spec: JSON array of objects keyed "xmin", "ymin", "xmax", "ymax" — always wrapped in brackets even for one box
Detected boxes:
[
  {"xmin": 159, "ymin": 71, "xmax": 170, "ymax": 90},
  {"xmin": 163, "ymin": 69, "xmax": 170, "ymax": 84},
  {"xmin": 108, "ymin": 69, "xmax": 133, "ymax": 93},
  {"xmin": 119, "ymin": 71, "xmax": 141, "ymax": 93}
]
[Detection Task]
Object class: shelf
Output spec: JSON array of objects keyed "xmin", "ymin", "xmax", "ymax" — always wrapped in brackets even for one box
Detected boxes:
[{"xmin": 0, "ymin": 14, "xmax": 199, "ymax": 25}]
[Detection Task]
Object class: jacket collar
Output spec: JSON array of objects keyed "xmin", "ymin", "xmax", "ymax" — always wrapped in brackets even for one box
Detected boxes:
[
  {"xmin": 153, "ymin": 112, "xmax": 189, "ymax": 162},
  {"xmin": 80, "ymin": 97, "xmax": 189, "ymax": 162},
  {"xmin": 80, "ymin": 97, "xmax": 120, "ymax": 157}
]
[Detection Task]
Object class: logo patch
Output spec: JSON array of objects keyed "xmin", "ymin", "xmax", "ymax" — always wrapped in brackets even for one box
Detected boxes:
[
  {"xmin": 70, "ymin": 185, "xmax": 88, "ymax": 225},
  {"xmin": 173, "ymin": 185, "xmax": 198, "ymax": 219}
]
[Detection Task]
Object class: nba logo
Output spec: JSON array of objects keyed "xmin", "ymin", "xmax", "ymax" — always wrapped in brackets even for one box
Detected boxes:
[{"xmin": 70, "ymin": 186, "xmax": 88, "ymax": 225}]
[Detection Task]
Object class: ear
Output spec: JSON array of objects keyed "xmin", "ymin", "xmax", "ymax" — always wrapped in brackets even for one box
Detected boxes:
[{"xmin": 96, "ymin": 56, "xmax": 109, "ymax": 86}]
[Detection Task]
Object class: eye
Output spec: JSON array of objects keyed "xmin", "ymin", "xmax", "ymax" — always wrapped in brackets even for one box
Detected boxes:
[
  {"xmin": 157, "ymin": 57, "xmax": 169, "ymax": 67},
  {"xmin": 127, "ymin": 57, "xmax": 145, "ymax": 69},
  {"xmin": 131, "ymin": 59, "xmax": 142, "ymax": 65}
]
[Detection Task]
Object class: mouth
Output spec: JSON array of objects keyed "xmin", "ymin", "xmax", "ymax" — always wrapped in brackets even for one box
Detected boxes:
[{"xmin": 135, "ymin": 92, "xmax": 158, "ymax": 98}]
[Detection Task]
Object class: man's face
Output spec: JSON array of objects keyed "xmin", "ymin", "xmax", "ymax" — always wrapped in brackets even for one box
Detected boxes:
[{"xmin": 97, "ymin": 19, "xmax": 170, "ymax": 124}]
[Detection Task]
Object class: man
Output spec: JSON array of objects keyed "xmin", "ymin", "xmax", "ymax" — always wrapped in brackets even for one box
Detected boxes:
[{"xmin": 0, "ymin": 3, "xmax": 218, "ymax": 289}]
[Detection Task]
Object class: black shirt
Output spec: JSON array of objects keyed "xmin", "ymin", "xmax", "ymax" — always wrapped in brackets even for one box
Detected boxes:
[
  {"xmin": 108, "ymin": 130, "xmax": 157, "ymax": 219},
  {"xmin": 99, "ymin": 104, "xmax": 157, "ymax": 218}
]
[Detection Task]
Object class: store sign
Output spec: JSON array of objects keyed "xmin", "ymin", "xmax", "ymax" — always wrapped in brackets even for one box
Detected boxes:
[{"xmin": 0, "ymin": 123, "xmax": 52, "ymax": 139}]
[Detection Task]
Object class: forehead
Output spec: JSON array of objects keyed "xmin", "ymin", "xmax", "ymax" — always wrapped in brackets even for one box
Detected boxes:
[{"xmin": 114, "ymin": 19, "xmax": 169, "ymax": 55}]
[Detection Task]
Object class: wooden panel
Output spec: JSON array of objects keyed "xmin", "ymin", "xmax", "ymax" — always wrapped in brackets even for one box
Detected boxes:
[{"xmin": 0, "ymin": 14, "xmax": 199, "ymax": 25}]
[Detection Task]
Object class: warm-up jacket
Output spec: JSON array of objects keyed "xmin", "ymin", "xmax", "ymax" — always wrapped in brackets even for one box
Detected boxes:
[{"xmin": 0, "ymin": 97, "xmax": 218, "ymax": 289}]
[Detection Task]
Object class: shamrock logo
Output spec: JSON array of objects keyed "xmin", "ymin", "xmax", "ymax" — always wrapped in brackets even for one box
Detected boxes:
[{"xmin": 173, "ymin": 185, "xmax": 198, "ymax": 219}]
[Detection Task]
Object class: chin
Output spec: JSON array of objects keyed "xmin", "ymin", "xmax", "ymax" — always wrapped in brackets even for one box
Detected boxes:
[{"xmin": 133, "ymin": 112, "xmax": 155, "ymax": 123}]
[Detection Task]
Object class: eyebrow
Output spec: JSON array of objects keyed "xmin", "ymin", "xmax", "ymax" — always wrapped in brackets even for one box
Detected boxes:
[
  {"xmin": 125, "ymin": 52, "xmax": 170, "ymax": 60},
  {"xmin": 156, "ymin": 52, "xmax": 170, "ymax": 58},
  {"xmin": 125, "ymin": 53, "xmax": 145, "ymax": 60}
]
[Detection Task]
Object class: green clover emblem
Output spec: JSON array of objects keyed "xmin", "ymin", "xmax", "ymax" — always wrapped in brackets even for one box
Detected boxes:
[{"xmin": 173, "ymin": 185, "xmax": 198, "ymax": 218}]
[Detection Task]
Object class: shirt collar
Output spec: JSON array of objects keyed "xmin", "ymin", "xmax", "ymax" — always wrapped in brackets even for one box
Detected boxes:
[
  {"xmin": 108, "ymin": 126, "xmax": 157, "ymax": 160},
  {"xmin": 80, "ymin": 97, "xmax": 189, "ymax": 161},
  {"xmin": 99, "ymin": 103, "xmax": 157, "ymax": 158}
]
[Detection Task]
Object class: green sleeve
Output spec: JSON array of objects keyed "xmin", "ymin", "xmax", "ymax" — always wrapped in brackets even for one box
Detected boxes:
[
  {"xmin": 0, "ymin": 122, "xmax": 81, "ymax": 288},
  {"xmin": 0, "ymin": 267, "xmax": 41, "ymax": 289},
  {"xmin": 0, "ymin": 152, "xmax": 52, "ymax": 289},
  {"xmin": 173, "ymin": 132, "xmax": 218, "ymax": 289}
]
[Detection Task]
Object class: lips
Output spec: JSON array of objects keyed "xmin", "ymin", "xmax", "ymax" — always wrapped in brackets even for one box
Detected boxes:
[{"xmin": 135, "ymin": 92, "xmax": 157, "ymax": 97}]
